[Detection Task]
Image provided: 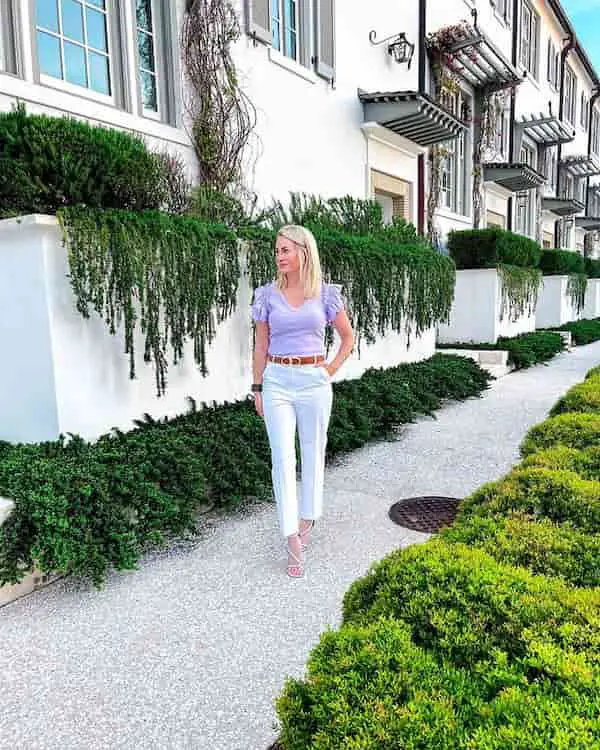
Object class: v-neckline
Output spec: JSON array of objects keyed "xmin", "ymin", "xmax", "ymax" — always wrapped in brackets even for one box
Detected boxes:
[{"xmin": 278, "ymin": 287, "xmax": 309, "ymax": 312}]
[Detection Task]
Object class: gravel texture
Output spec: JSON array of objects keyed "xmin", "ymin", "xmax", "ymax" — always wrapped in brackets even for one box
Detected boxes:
[{"xmin": 1, "ymin": 343, "xmax": 599, "ymax": 750}]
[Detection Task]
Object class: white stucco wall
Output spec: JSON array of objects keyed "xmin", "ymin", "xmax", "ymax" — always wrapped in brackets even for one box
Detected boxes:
[
  {"xmin": 535, "ymin": 274, "xmax": 583, "ymax": 328},
  {"xmin": 437, "ymin": 268, "xmax": 535, "ymax": 344},
  {"xmin": 583, "ymin": 278, "xmax": 600, "ymax": 319},
  {"xmin": 0, "ymin": 215, "xmax": 435, "ymax": 444}
]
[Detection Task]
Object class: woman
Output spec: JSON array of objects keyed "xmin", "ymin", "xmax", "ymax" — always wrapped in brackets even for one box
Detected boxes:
[{"xmin": 251, "ymin": 225, "xmax": 354, "ymax": 578}]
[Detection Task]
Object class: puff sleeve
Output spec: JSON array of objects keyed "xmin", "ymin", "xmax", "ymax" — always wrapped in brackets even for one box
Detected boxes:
[
  {"xmin": 323, "ymin": 283, "xmax": 344, "ymax": 324},
  {"xmin": 251, "ymin": 284, "xmax": 269, "ymax": 322}
]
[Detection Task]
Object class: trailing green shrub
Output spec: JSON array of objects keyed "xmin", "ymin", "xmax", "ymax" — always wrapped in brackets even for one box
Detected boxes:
[
  {"xmin": 521, "ymin": 445, "xmax": 600, "ymax": 481},
  {"xmin": 442, "ymin": 514, "xmax": 600, "ymax": 587},
  {"xmin": 277, "ymin": 618, "xmax": 600, "ymax": 750},
  {"xmin": 539, "ymin": 248, "xmax": 586, "ymax": 275},
  {"xmin": 448, "ymin": 227, "xmax": 541, "ymax": 269},
  {"xmin": 342, "ymin": 540, "xmax": 600, "ymax": 680},
  {"xmin": 557, "ymin": 318, "xmax": 600, "ymax": 345},
  {"xmin": 0, "ymin": 105, "xmax": 184, "ymax": 215},
  {"xmin": 0, "ymin": 355, "xmax": 490, "ymax": 586},
  {"xmin": 551, "ymin": 380, "xmax": 600, "ymax": 415},
  {"xmin": 497, "ymin": 263, "xmax": 542, "ymax": 320},
  {"xmin": 457, "ymin": 467, "xmax": 600, "ymax": 533},
  {"xmin": 521, "ymin": 413, "xmax": 600, "ymax": 455}
]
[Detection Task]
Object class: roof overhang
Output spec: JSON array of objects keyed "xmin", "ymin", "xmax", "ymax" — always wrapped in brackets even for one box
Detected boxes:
[
  {"xmin": 516, "ymin": 114, "xmax": 575, "ymax": 145},
  {"xmin": 560, "ymin": 154, "xmax": 600, "ymax": 178},
  {"xmin": 542, "ymin": 197, "xmax": 586, "ymax": 216},
  {"xmin": 483, "ymin": 162, "xmax": 546, "ymax": 192},
  {"xmin": 431, "ymin": 24, "xmax": 522, "ymax": 92},
  {"xmin": 575, "ymin": 216, "xmax": 600, "ymax": 231},
  {"xmin": 358, "ymin": 90, "xmax": 466, "ymax": 146}
]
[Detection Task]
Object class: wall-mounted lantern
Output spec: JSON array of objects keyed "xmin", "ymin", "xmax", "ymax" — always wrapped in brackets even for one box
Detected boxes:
[{"xmin": 369, "ymin": 31, "xmax": 415, "ymax": 69}]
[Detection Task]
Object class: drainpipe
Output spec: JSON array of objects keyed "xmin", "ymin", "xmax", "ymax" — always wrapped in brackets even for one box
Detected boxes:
[
  {"xmin": 417, "ymin": 0, "xmax": 426, "ymax": 236},
  {"xmin": 586, "ymin": 88, "xmax": 600, "ymax": 215},
  {"xmin": 555, "ymin": 32, "xmax": 576, "ymax": 247},
  {"xmin": 506, "ymin": 0, "xmax": 520, "ymax": 231}
]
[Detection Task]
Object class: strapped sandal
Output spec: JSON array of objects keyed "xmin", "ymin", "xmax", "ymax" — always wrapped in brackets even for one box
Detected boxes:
[
  {"xmin": 287, "ymin": 537, "xmax": 304, "ymax": 578},
  {"xmin": 299, "ymin": 520, "xmax": 315, "ymax": 552}
]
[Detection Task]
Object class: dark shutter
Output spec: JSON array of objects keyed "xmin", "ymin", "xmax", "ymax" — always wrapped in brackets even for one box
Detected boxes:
[
  {"xmin": 245, "ymin": 0, "xmax": 271, "ymax": 46},
  {"xmin": 314, "ymin": 0, "xmax": 335, "ymax": 82}
]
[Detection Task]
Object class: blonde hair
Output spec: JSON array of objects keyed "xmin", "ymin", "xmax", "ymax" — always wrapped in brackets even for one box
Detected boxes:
[{"xmin": 275, "ymin": 224, "xmax": 322, "ymax": 298}]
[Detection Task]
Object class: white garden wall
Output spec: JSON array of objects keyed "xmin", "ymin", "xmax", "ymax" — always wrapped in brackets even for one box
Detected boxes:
[
  {"xmin": 583, "ymin": 278, "xmax": 600, "ymax": 320},
  {"xmin": 437, "ymin": 269, "xmax": 536, "ymax": 345},
  {"xmin": 535, "ymin": 275, "xmax": 583, "ymax": 329},
  {"xmin": 0, "ymin": 215, "xmax": 435, "ymax": 444}
]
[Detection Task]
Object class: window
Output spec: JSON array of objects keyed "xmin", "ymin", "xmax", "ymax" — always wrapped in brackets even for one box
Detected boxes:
[
  {"xmin": 439, "ymin": 90, "xmax": 470, "ymax": 216},
  {"xmin": 492, "ymin": 0, "xmax": 512, "ymax": 25},
  {"xmin": 494, "ymin": 108, "xmax": 508, "ymax": 159},
  {"xmin": 564, "ymin": 66, "xmax": 577, "ymax": 126},
  {"xmin": 515, "ymin": 143, "xmax": 536, "ymax": 237},
  {"xmin": 543, "ymin": 230, "xmax": 553, "ymax": 248},
  {"xmin": 519, "ymin": 1, "xmax": 540, "ymax": 78},
  {"xmin": 544, "ymin": 148, "xmax": 558, "ymax": 196},
  {"xmin": 486, "ymin": 210, "xmax": 506, "ymax": 228},
  {"xmin": 546, "ymin": 39, "xmax": 559, "ymax": 90},
  {"xmin": 0, "ymin": 1, "xmax": 19, "ymax": 74},
  {"xmin": 35, "ymin": 0, "xmax": 112, "ymax": 97},
  {"xmin": 580, "ymin": 92, "xmax": 590, "ymax": 131},
  {"xmin": 372, "ymin": 171, "xmax": 411, "ymax": 224},
  {"xmin": 592, "ymin": 109, "xmax": 600, "ymax": 157},
  {"xmin": 271, "ymin": 0, "xmax": 299, "ymax": 60}
]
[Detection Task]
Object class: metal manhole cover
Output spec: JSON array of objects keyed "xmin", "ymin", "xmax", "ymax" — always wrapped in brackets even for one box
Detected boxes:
[{"xmin": 389, "ymin": 496, "xmax": 461, "ymax": 533}]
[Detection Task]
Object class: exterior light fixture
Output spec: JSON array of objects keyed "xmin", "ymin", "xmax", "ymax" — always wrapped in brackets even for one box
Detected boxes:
[{"xmin": 369, "ymin": 30, "xmax": 415, "ymax": 69}]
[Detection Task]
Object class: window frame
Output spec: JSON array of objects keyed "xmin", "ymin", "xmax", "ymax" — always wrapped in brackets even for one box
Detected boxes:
[
  {"xmin": 563, "ymin": 66, "xmax": 577, "ymax": 127},
  {"xmin": 32, "ymin": 0, "xmax": 121, "ymax": 106},
  {"xmin": 439, "ymin": 88, "xmax": 470, "ymax": 217},
  {"xmin": 0, "ymin": 0, "xmax": 21, "ymax": 75},
  {"xmin": 519, "ymin": 0, "xmax": 540, "ymax": 79},
  {"xmin": 492, "ymin": 0, "xmax": 512, "ymax": 26},
  {"xmin": 546, "ymin": 38, "xmax": 559, "ymax": 91},
  {"xmin": 271, "ymin": 0, "xmax": 300, "ymax": 63},
  {"xmin": 592, "ymin": 108, "xmax": 600, "ymax": 158},
  {"xmin": 580, "ymin": 92, "xmax": 589, "ymax": 131}
]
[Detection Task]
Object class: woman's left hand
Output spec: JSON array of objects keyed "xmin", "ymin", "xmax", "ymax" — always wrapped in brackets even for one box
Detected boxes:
[{"xmin": 321, "ymin": 363, "xmax": 336, "ymax": 378}]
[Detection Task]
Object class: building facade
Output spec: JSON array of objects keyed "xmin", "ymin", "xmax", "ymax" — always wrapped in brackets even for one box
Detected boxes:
[{"xmin": 1, "ymin": 0, "xmax": 599, "ymax": 252}]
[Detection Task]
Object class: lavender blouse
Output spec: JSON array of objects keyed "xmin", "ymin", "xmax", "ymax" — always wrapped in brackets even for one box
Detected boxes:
[{"xmin": 251, "ymin": 282, "xmax": 344, "ymax": 356}]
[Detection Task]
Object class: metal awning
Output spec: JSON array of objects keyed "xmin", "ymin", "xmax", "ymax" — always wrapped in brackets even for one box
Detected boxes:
[
  {"xmin": 560, "ymin": 154, "xmax": 600, "ymax": 178},
  {"xmin": 430, "ymin": 24, "xmax": 522, "ymax": 92},
  {"xmin": 358, "ymin": 90, "xmax": 466, "ymax": 146},
  {"xmin": 542, "ymin": 197, "xmax": 585, "ymax": 216},
  {"xmin": 516, "ymin": 114, "xmax": 575, "ymax": 145},
  {"xmin": 575, "ymin": 216, "xmax": 600, "ymax": 231},
  {"xmin": 483, "ymin": 162, "xmax": 546, "ymax": 192}
]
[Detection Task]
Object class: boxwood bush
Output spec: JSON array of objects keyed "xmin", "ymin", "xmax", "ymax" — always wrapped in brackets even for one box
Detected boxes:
[
  {"xmin": 442, "ymin": 513, "xmax": 600, "ymax": 587},
  {"xmin": 521, "ymin": 413, "xmax": 600, "ymax": 455},
  {"xmin": 539, "ymin": 248, "xmax": 586, "ymax": 275},
  {"xmin": 551, "ymin": 379, "xmax": 600, "ymax": 415},
  {"xmin": 447, "ymin": 227, "xmax": 541, "ymax": 269},
  {"xmin": 585, "ymin": 257, "xmax": 600, "ymax": 278},
  {"xmin": 457, "ymin": 467, "xmax": 600, "ymax": 532},
  {"xmin": 0, "ymin": 105, "xmax": 182, "ymax": 215},
  {"xmin": 521, "ymin": 445, "xmax": 600, "ymax": 481}
]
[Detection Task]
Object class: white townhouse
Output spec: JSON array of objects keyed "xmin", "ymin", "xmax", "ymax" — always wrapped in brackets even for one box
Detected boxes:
[{"xmin": 0, "ymin": 0, "xmax": 599, "ymax": 251}]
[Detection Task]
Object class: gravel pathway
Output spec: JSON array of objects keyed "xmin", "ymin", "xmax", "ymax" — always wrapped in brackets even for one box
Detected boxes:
[{"xmin": 1, "ymin": 342, "xmax": 599, "ymax": 750}]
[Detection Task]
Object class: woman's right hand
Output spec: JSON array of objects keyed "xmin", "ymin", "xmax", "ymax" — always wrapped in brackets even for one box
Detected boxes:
[{"xmin": 254, "ymin": 392, "xmax": 264, "ymax": 417}]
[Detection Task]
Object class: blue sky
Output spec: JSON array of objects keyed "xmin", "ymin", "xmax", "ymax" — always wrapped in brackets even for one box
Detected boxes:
[{"xmin": 561, "ymin": 0, "xmax": 600, "ymax": 72}]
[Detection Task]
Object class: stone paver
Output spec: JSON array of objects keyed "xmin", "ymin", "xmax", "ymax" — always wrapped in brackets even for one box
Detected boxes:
[{"xmin": 1, "ymin": 342, "xmax": 599, "ymax": 750}]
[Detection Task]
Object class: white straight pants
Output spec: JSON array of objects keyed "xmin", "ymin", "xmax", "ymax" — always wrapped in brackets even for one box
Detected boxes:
[{"xmin": 262, "ymin": 362, "xmax": 333, "ymax": 538}]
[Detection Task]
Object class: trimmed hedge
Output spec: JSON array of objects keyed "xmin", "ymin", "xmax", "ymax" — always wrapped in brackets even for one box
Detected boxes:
[
  {"xmin": 521, "ymin": 445, "xmax": 600, "ymax": 482},
  {"xmin": 551, "ymin": 379, "xmax": 600, "ymax": 415},
  {"xmin": 442, "ymin": 513, "xmax": 600, "ymax": 587},
  {"xmin": 539, "ymin": 248, "xmax": 586, "ymax": 275},
  {"xmin": 0, "ymin": 354, "xmax": 490, "ymax": 586},
  {"xmin": 447, "ymin": 227, "xmax": 541, "ymax": 270},
  {"xmin": 457, "ymin": 467, "xmax": 600, "ymax": 533},
  {"xmin": 521, "ymin": 413, "xmax": 600, "ymax": 455},
  {"xmin": 342, "ymin": 541, "xmax": 600, "ymax": 678},
  {"xmin": 585, "ymin": 257, "xmax": 600, "ymax": 279},
  {"xmin": 557, "ymin": 318, "xmax": 600, "ymax": 345},
  {"xmin": 438, "ymin": 331, "xmax": 565, "ymax": 369}
]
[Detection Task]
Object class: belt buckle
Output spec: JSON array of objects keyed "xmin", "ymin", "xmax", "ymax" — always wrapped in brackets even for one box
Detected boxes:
[{"xmin": 282, "ymin": 355, "xmax": 292, "ymax": 365}]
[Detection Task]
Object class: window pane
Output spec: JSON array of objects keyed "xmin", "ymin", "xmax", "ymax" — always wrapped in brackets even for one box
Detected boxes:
[
  {"xmin": 89, "ymin": 51, "xmax": 110, "ymax": 94},
  {"xmin": 86, "ymin": 7, "xmax": 108, "ymax": 51},
  {"xmin": 62, "ymin": 0, "xmax": 85, "ymax": 43},
  {"xmin": 283, "ymin": 0, "xmax": 297, "ymax": 59},
  {"xmin": 136, "ymin": 0, "xmax": 153, "ymax": 32},
  {"xmin": 64, "ymin": 41, "xmax": 87, "ymax": 86},
  {"xmin": 36, "ymin": 0, "xmax": 59, "ymax": 32},
  {"xmin": 272, "ymin": 0, "xmax": 281, "ymax": 50},
  {"xmin": 86, "ymin": 0, "xmax": 106, "ymax": 7},
  {"xmin": 37, "ymin": 31, "xmax": 63, "ymax": 78},
  {"xmin": 138, "ymin": 31, "xmax": 155, "ymax": 72},
  {"xmin": 140, "ymin": 70, "xmax": 157, "ymax": 110}
]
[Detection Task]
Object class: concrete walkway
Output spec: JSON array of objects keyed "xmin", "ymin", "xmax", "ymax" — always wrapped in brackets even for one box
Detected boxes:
[{"xmin": 2, "ymin": 342, "xmax": 600, "ymax": 750}]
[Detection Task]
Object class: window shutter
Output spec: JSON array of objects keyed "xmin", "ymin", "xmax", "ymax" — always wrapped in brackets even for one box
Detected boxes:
[
  {"xmin": 245, "ymin": 0, "xmax": 271, "ymax": 45},
  {"xmin": 547, "ymin": 39, "xmax": 552, "ymax": 83},
  {"xmin": 314, "ymin": 0, "xmax": 335, "ymax": 82}
]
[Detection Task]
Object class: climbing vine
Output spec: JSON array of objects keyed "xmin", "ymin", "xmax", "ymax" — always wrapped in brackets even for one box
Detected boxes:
[
  {"xmin": 566, "ymin": 273, "xmax": 588, "ymax": 314},
  {"xmin": 498, "ymin": 264, "xmax": 542, "ymax": 321},
  {"xmin": 57, "ymin": 207, "xmax": 240, "ymax": 396},
  {"xmin": 181, "ymin": 0, "xmax": 256, "ymax": 192}
]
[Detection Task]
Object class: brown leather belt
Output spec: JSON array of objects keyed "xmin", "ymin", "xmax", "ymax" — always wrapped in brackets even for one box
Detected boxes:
[{"xmin": 268, "ymin": 354, "xmax": 325, "ymax": 366}]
